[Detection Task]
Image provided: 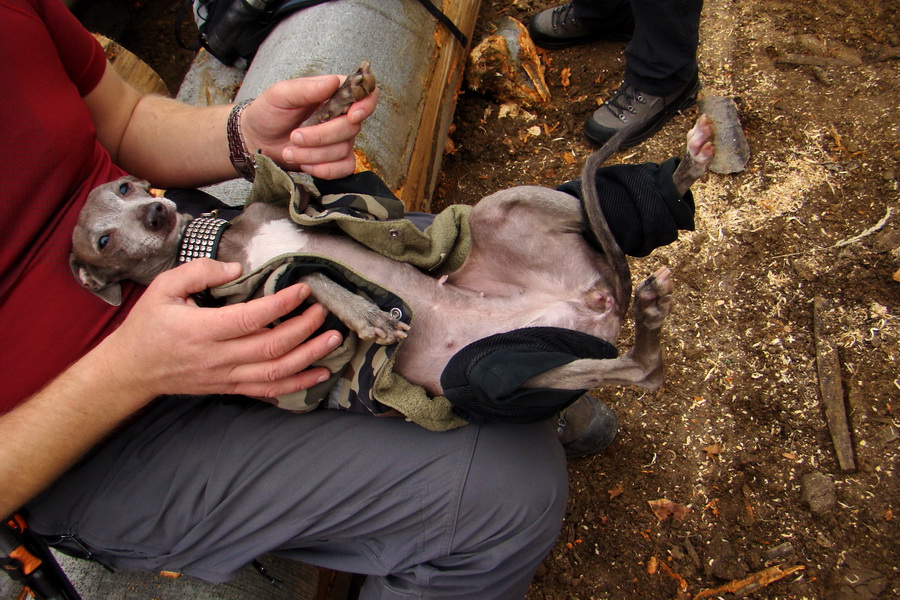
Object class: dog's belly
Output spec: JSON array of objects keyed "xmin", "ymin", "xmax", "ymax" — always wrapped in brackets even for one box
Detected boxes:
[
  {"xmin": 391, "ymin": 286, "xmax": 624, "ymax": 394},
  {"xmin": 244, "ymin": 219, "xmax": 313, "ymax": 271},
  {"xmin": 230, "ymin": 210, "xmax": 624, "ymax": 395}
]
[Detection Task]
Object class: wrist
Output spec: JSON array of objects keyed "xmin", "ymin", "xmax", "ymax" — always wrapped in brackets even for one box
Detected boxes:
[
  {"xmin": 227, "ymin": 98, "xmax": 258, "ymax": 182},
  {"xmin": 89, "ymin": 329, "xmax": 164, "ymax": 406}
]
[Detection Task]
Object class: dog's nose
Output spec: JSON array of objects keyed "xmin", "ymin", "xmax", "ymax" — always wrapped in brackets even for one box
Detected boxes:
[{"xmin": 142, "ymin": 202, "xmax": 169, "ymax": 231}]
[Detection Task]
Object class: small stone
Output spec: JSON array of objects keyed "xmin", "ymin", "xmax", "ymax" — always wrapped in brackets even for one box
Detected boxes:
[
  {"xmin": 697, "ymin": 96, "xmax": 751, "ymax": 174},
  {"xmin": 765, "ymin": 542, "xmax": 796, "ymax": 562},
  {"xmin": 466, "ymin": 17, "xmax": 551, "ymax": 106},
  {"xmin": 800, "ymin": 470, "xmax": 837, "ymax": 515},
  {"xmin": 744, "ymin": 547, "xmax": 765, "ymax": 571},
  {"xmin": 706, "ymin": 537, "xmax": 749, "ymax": 581},
  {"xmin": 834, "ymin": 557, "xmax": 887, "ymax": 600},
  {"xmin": 870, "ymin": 229, "xmax": 900, "ymax": 254},
  {"xmin": 792, "ymin": 256, "xmax": 820, "ymax": 281},
  {"xmin": 878, "ymin": 424, "xmax": 899, "ymax": 445}
]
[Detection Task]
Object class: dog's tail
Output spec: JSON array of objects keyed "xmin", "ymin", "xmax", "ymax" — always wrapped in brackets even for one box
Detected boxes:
[{"xmin": 580, "ymin": 126, "xmax": 635, "ymax": 316}]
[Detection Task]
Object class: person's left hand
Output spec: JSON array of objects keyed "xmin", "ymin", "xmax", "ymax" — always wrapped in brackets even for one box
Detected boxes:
[{"xmin": 241, "ymin": 75, "xmax": 378, "ymax": 180}]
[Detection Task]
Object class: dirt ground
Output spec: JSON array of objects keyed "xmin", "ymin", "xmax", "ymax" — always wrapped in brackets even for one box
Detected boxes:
[{"xmin": 77, "ymin": 0, "xmax": 898, "ymax": 598}]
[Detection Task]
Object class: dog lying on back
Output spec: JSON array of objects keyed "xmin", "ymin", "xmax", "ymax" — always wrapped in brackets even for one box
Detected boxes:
[{"xmin": 70, "ymin": 67, "xmax": 715, "ymax": 424}]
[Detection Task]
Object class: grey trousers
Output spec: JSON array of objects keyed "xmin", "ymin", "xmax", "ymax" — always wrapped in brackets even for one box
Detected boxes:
[{"xmin": 25, "ymin": 395, "xmax": 568, "ymax": 599}]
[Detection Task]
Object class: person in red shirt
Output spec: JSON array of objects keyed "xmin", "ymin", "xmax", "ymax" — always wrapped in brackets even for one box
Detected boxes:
[{"xmin": 0, "ymin": 1, "xmax": 568, "ymax": 597}]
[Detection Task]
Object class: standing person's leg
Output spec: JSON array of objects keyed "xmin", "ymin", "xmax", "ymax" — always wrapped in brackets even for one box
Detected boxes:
[
  {"xmin": 585, "ymin": 0, "xmax": 703, "ymax": 146},
  {"xmin": 25, "ymin": 395, "xmax": 568, "ymax": 599},
  {"xmin": 623, "ymin": 0, "xmax": 703, "ymax": 95}
]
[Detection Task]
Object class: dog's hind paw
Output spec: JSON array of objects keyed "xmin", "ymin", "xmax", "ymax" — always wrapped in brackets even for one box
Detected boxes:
[{"xmin": 633, "ymin": 267, "xmax": 673, "ymax": 331}]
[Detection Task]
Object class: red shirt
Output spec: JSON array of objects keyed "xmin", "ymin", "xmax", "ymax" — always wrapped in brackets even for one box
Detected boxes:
[{"xmin": 1, "ymin": 0, "xmax": 141, "ymax": 410}]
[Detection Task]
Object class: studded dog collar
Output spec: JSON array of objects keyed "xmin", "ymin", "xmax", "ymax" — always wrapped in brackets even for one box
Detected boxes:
[{"xmin": 177, "ymin": 213, "xmax": 230, "ymax": 264}]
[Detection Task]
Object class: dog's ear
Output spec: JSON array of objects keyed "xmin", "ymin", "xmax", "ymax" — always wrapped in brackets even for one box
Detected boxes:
[{"xmin": 69, "ymin": 253, "xmax": 123, "ymax": 306}]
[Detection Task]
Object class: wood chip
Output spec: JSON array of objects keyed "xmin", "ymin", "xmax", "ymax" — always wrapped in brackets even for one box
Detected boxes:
[{"xmin": 648, "ymin": 498, "xmax": 690, "ymax": 522}]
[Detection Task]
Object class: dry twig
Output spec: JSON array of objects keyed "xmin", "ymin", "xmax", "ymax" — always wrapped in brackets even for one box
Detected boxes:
[{"xmin": 691, "ymin": 563, "xmax": 805, "ymax": 600}]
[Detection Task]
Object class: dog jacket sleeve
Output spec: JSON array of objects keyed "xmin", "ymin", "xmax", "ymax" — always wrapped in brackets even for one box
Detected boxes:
[{"xmin": 557, "ymin": 157, "xmax": 695, "ymax": 257}]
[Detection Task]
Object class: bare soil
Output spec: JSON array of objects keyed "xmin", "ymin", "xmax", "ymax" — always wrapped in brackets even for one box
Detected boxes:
[{"xmin": 79, "ymin": 0, "xmax": 898, "ymax": 598}]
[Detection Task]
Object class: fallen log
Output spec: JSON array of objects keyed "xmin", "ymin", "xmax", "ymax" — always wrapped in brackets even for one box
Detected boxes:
[
  {"xmin": 178, "ymin": 0, "xmax": 481, "ymax": 212},
  {"xmin": 93, "ymin": 34, "xmax": 168, "ymax": 96}
]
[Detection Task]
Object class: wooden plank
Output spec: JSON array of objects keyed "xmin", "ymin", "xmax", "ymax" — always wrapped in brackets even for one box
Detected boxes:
[
  {"xmin": 400, "ymin": 0, "xmax": 481, "ymax": 211},
  {"xmin": 812, "ymin": 297, "xmax": 857, "ymax": 472}
]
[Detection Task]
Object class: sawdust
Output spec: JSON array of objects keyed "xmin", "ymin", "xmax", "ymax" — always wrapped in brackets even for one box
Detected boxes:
[{"xmin": 438, "ymin": 1, "xmax": 899, "ymax": 599}]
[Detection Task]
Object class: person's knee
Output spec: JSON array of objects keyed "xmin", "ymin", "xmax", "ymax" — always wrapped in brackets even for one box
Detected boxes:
[
  {"xmin": 457, "ymin": 422, "xmax": 568, "ymax": 552},
  {"xmin": 358, "ymin": 423, "xmax": 568, "ymax": 599}
]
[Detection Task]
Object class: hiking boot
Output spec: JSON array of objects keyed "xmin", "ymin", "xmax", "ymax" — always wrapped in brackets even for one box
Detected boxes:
[
  {"xmin": 557, "ymin": 393, "xmax": 618, "ymax": 459},
  {"xmin": 584, "ymin": 71, "xmax": 701, "ymax": 148},
  {"xmin": 527, "ymin": 2, "xmax": 634, "ymax": 49}
]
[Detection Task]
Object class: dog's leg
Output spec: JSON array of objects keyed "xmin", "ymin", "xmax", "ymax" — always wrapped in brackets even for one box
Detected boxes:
[
  {"xmin": 672, "ymin": 114, "xmax": 716, "ymax": 196},
  {"xmin": 522, "ymin": 267, "xmax": 673, "ymax": 390},
  {"xmin": 301, "ymin": 272, "xmax": 409, "ymax": 344},
  {"xmin": 450, "ymin": 187, "xmax": 600, "ymax": 290}
]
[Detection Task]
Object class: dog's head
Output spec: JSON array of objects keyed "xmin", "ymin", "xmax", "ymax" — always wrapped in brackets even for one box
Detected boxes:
[{"xmin": 70, "ymin": 176, "xmax": 192, "ymax": 305}]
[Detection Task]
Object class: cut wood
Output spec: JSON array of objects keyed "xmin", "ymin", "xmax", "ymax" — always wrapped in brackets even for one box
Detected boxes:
[
  {"xmin": 697, "ymin": 95, "xmax": 750, "ymax": 174},
  {"xmin": 692, "ymin": 563, "xmax": 805, "ymax": 600},
  {"xmin": 777, "ymin": 52, "xmax": 862, "ymax": 68},
  {"xmin": 93, "ymin": 34, "xmax": 169, "ymax": 97},
  {"xmin": 812, "ymin": 297, "xmax": 857, "ymax": 472}
]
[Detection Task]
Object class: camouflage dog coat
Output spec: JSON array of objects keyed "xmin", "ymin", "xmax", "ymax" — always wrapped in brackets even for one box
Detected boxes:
[{"xmin": 206, "ymin": 156, "xmax": 473, "ymax": 431}]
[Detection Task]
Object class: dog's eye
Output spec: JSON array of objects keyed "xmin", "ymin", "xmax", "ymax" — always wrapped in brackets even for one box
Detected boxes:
[
  {"xmin": 98, "ymin": 235, "xmax": 110, "ymax": 250},
  {"xmin": 118, "ymin": 182, "xmax": 129, "ymax": 195}
]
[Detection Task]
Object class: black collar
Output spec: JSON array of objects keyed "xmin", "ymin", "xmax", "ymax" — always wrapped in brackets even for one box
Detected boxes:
[{"xmin": 177, "ymin": 213, "xmax": 230, "ymax": 265}]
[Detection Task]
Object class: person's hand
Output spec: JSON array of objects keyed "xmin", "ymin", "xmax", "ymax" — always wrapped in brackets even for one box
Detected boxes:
[
  {"xmin": 100, "ymin": 259, "xmax": 343, "ymax": 399},
  {"xmin": 241, "ymin": 75, "xmax": 378, "ymax": 179}
]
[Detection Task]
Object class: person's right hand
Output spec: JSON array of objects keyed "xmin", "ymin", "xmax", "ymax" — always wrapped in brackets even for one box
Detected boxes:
[{"xmin": 100, "ymin": 258, "xmax": 343, "ymax": 400}]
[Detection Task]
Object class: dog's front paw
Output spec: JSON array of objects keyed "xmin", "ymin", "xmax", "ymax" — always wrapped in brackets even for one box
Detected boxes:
[
  {"xmin": 351, "ymin": 307, "xmax": 410, "ymax": 345},
  {"xmin": 304, "ymin": 61, "xmax": 376, "ymax": 126}
]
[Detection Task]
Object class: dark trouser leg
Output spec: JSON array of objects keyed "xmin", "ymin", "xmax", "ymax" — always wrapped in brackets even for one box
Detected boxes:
[
  {"xmin": 572, "ymin": 0, "xmax": 702, "ymax": 95},
  {"xmin": 624, "ymin": 0, "xmax": 703, "ymax": 95},
  {"xmin": 572, "ymin": 0, "xmax": 635, "ymax": 35},
  {"xmin": 26, "ymin": 396, "xmax": 567, "ymax": 599}
]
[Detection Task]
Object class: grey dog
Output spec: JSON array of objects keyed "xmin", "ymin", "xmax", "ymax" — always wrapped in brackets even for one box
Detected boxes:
[{"xmin": 69, "ymin": 73, "xmax": 714, "ymax": 407}]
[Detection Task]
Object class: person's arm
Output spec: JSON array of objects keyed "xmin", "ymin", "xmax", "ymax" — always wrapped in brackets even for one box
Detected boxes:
[
  {"xmin": 0, "ymin": 259, "xmax": 342, "ymax": 517},
  {"xmin": 84, "ymin": 62, "xmax": 378, "ymax": 188}
]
